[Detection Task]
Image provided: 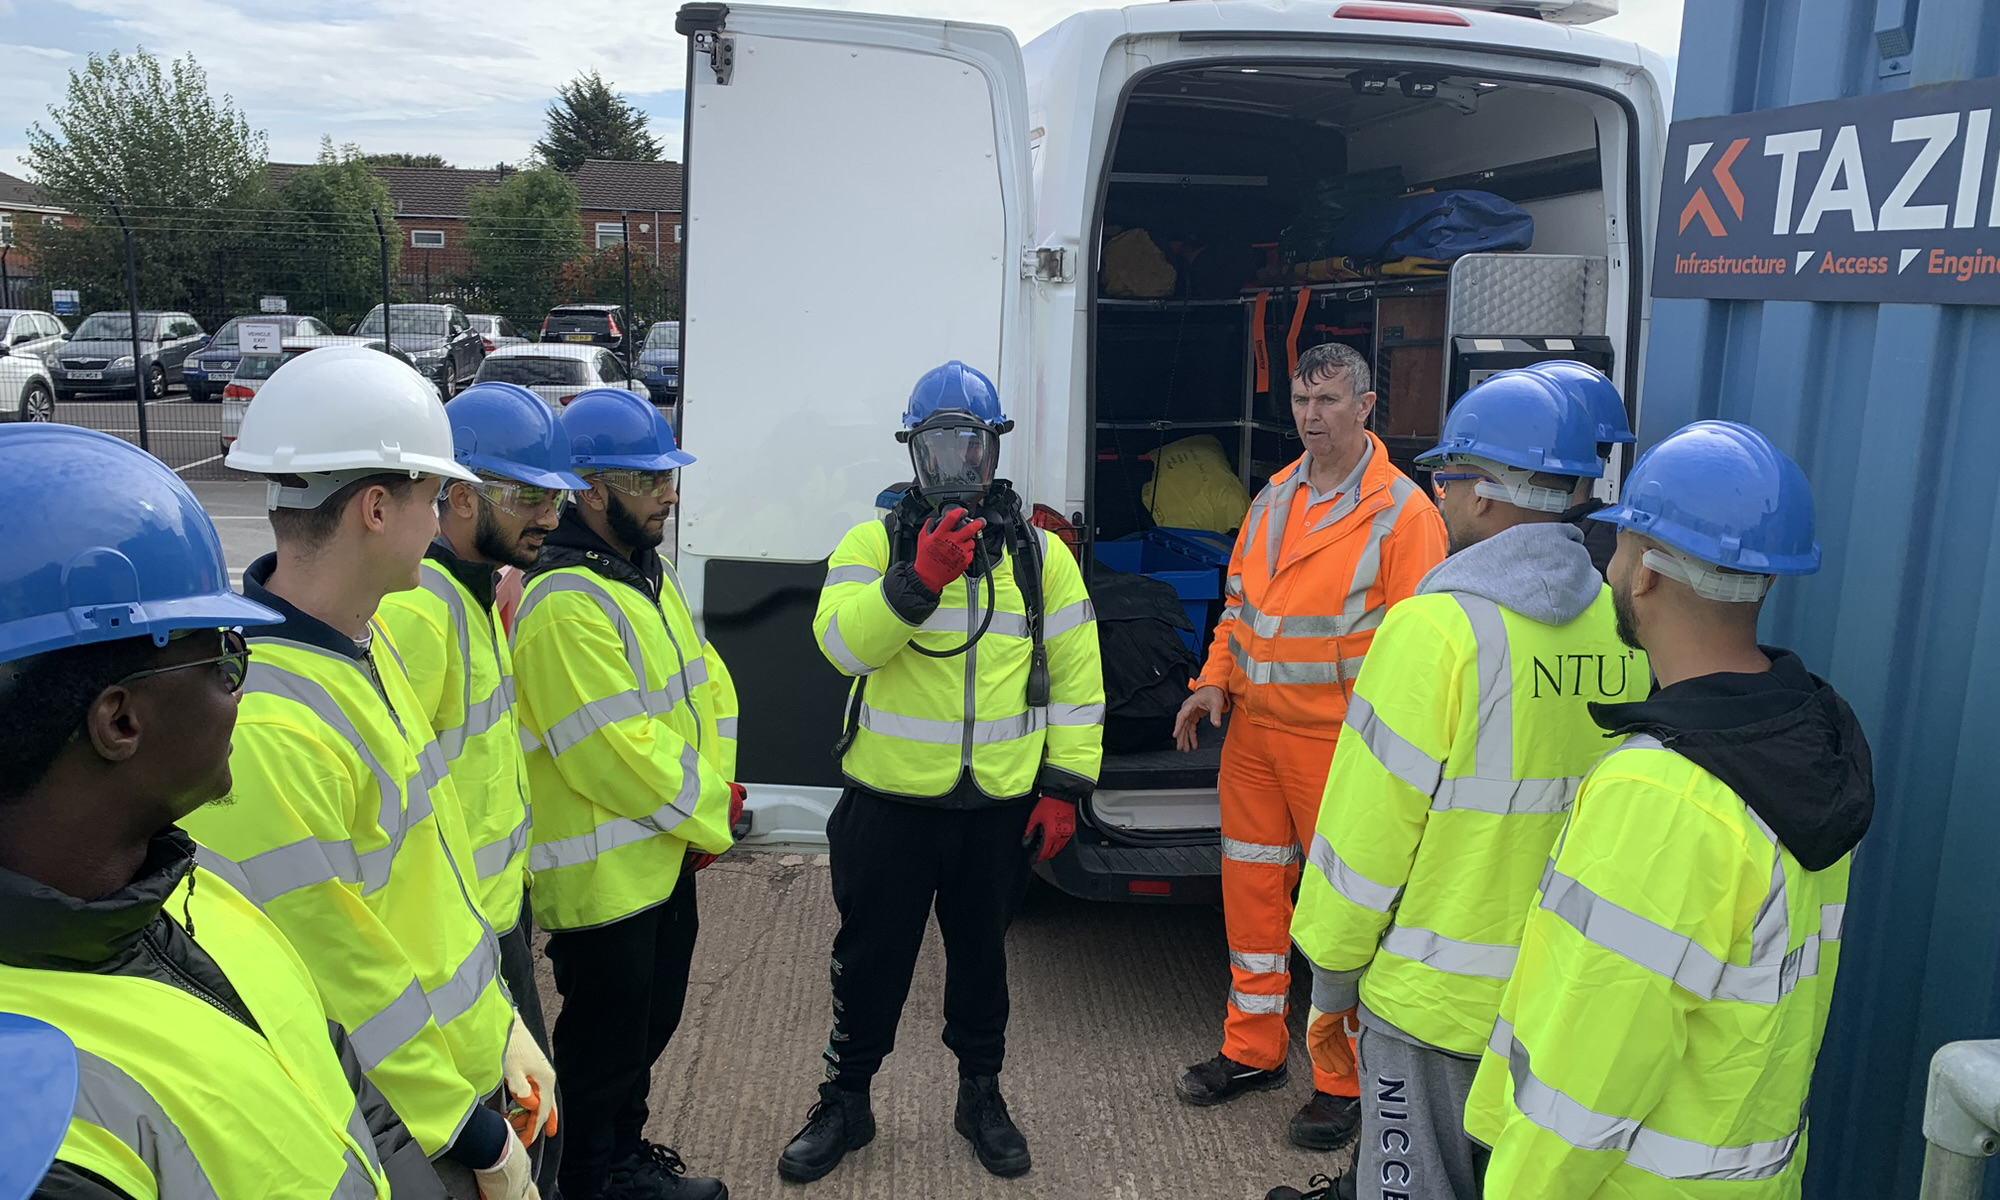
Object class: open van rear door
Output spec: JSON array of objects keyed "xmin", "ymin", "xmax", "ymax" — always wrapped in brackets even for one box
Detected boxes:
[{"xmin": 673, "ymin": 3, "xmax": 1034, "ymax": 833}]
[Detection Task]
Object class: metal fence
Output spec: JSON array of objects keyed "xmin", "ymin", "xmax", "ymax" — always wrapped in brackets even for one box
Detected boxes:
[{"xmin": 18, "ymin": 202, "xmax": 679, "ymax": 480}]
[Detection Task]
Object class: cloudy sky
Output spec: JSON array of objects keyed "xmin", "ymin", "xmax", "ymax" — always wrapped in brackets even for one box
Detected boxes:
[{"xmin": 0, "ymin": 0, "xmax": 1684, "ymax": 181}]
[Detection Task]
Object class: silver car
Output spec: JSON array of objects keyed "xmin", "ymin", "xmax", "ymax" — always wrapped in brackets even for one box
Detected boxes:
[
  {"xmin": 0, "ymin": 310, "xmax": 68, "ymax": 366},
  {"xmin": 470, "ymin": 343, "xmax": 650, "ymax": 410}
]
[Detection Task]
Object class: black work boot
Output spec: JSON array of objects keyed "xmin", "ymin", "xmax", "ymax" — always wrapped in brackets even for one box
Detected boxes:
[
  {"xmin": 1288, "ymin": 1090, "xmax": 1362, "ymax": 1152},
  {"xmin": 777, "ymin": 1083, "xmax": 876, "ymax": 1184},
  {"xmin": 1175, "ymin": 1052, "xmax": 1290, "ymax": 1106},
  {"xmin": 597, "ymin": 1142, "xmax": 726, "ymax": 1200},
  {"xmin": 954, "ymin": 1075, "xmax": 1031, "ymax": 1178},
  {"xmin": 1265, "ymin": 1172, "xmax": 1355, "ymax": 1200}
]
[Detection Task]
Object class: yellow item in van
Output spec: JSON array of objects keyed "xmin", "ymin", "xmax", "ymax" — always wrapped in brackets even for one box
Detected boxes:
[
  {"xmin": 1102, "ymin": 228, "xmax": 1179, "ymax": 298},
  {"xmin": 1379, "ymin": 256, "xmax": 1451, "ymax": 277},
  {"xmin": 1141, "ymin": 435, "xmax": 1253, "ymax": 535}
]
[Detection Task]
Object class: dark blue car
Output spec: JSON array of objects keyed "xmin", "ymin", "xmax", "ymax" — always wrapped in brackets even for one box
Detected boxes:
[
  {"xmin": 184, "ymin": 314, "xmax": 334, "ymax": 402},
  {"xmin": 637, "ymin": 320, "xmax": 680, "ymax": 404}
]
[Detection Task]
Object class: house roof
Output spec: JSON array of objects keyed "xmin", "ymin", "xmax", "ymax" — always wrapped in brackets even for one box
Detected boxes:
[
  {"xmin": 0, "ymin": 171, "xmax": 66, "ymax": 213},
  {"xmin": 265, "ymin": 158, "xmax": 682, "ymax": 220}
]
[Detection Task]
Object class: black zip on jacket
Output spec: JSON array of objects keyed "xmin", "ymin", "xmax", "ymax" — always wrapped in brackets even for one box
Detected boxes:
[{"xmin": 0, "ymin": 831, "xmax": 447, "ymax": 1200}]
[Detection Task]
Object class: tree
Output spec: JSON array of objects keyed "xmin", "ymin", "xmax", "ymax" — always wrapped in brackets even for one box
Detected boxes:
[
  {"xmin": 464, "ymin": 167, "xmax": 586, "ymax": 324},
  {"xmin": 534, "ymin": 71, "xmax": 661, "ymax": 172},
  {"xmin": 361, "ymin": 152, "xmax": 450, "ymax": 168},
  {"xmin": 557, "ymin": 245, "xmax": 680, "ymax": 328},
  {"xmin": 22, "ymin": 48, "xmax": 269, "ymax": 322},
  {"xmin": 265, "ymin": 140, "xmax": 402, "ymax": 332}
]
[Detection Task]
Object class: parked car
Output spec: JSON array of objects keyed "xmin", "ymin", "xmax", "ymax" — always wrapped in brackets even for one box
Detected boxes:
[
  {"xmin": 469, "ymin": 314, "xmax": 529, "ymax": 350},
  {"xmin": 51, "ymin": 311, "xmax": 206, "ymax": 400},
  {"xmin": 636, "ymin": 320, "xmax": 681, "ymax": 404},
  {"xmin": 221, "ymin": 336, "xmax": 414, "ymax": 456},
  {"xmin": 351, "ymin": 303, "xmax": 486, "ymax": 398},
  {"xmin": 470, "ymin": 343, "xmax": 650, "ymax": 409},
  {"xmin": 0, "ymin": 310, "xmax": 69, "ymax": 366},
  {"xmin": 540, "ymin": 303, "xmax": 633, "ymax": 350},
  {"xmin": 184, "ymin": 314, "xmax": 335, "ymax": 402},
  {"xmin": 0, "ymin": 342, "xmax": 56, "ymax": 423}
]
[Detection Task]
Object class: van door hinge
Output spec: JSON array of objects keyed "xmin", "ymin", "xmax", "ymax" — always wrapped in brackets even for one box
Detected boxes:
[
  {"xmin": 693, "ymin": 31, "xmax": 735, "ymax": 85},
  {"xmin": 1024, "ymin": 247, "xmax": 1070, "ymax": 282}
]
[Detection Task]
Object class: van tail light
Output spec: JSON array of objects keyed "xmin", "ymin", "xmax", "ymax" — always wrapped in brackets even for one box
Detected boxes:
[
  {"xmin": 1128, "ymin": 880, "xmax": 1174, "ymax": 897},
  {"xmin": 1333, "ymin": 4, "xmax": 1472, "ymax": 24},
  {"xmin": 222, "ymin": 382, "xmax": 254, "ymax": 400}
]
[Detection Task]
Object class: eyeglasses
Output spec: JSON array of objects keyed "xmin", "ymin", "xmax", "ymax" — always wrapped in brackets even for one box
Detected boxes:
[
  {"xmin": 1430, "ymin": 471, "xmax": 1485, "ymax": 498},
  {"xmin": 472, "ymin": 478, "xmax": 569, "ymax": 516},
  {"xmin": 595, "ymin": 470, "xmax": 677, "ymax": 502},
  {"xmin": 115, "ymin": 629, "xmax": 251, "ymax": 694}
]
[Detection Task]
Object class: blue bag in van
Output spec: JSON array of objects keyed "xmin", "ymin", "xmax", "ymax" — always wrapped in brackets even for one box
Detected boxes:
[{"xmin": 1332, "ymin": 189, "xmax": 1534, "ymax": 263}]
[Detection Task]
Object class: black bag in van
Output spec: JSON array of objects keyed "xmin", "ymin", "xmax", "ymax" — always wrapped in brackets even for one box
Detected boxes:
[{"xmin": 1087, "ymin": 562, "xmax": 1201, "ymax": 754}]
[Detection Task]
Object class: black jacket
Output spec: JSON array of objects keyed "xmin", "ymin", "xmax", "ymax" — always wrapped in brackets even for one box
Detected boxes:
[
  {"xmin": 1589, "ymin": 647, "xmax": 1875, "ymax": 871},
  {"xmin": 1, "ymin": 832, "xmax": 447, "ymax": 1200},
  {"xmin": 530, "ymin": 506, "xmax": 665, "ymax": 600},
  {"xmin": 1560, "ymin": 498, "xmax": 1621, "ymax": 580}
]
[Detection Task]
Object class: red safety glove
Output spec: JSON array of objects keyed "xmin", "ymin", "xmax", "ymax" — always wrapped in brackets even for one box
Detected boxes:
[
  {"xmin": 912, "ymin": 507, "xmax": 986, "ymax": 594},
  {"xmin": 688, "ymin": 783, "xmax": 748, "ymax": 873},
  {"xmin": 1022, "ymin": 796, "xmax": 1077, "ymax": 863}
]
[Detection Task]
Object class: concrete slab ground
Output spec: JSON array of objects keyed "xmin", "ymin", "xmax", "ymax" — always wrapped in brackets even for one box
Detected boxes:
[{"xmin": 531, "ymin": 854, "xmax": 1352, "ymax": 1200}]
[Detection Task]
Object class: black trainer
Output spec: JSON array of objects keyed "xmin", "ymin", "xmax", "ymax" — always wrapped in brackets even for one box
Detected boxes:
[
  {"xmin": 778, "ymin": 1084, "xmax": 876, "ymax": 1184},
  {"xmin": 954, "ymin": 1075, "xmax": 1031, "ymax": 1178},
  {"xmin": 1288, "ymin": 1090, "xmax": 1362, "ymax": 1152},
  {"xmin": 599, "ymin": 1142, "xmax": 727, "ymax": 1200},
  {"xmin": 1265, "ymin": 1172, "xmax": 1355, "ymax": 1200},
  {"xmin": 1175, "ymin": 1053, "xmax": 1290, "ymax": 1106}
]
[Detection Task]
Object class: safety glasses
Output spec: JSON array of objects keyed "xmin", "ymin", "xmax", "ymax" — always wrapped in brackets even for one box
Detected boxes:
[
  {"xmin": 595, "ymin": 470, "xmax": 677, "ymax": 502},
  {"xmin": 115, "ymin": 629, "xmax": 251, "ymax": 694},
  {"xmin": 1430, "ymin": 471, "xmax": 1485, "ymax": 499},
  {"xmin": 472, "ymin": 478, "xmax": 569, "ymax": 517}
]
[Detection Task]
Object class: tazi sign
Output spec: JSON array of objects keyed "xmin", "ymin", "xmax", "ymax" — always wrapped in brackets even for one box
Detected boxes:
[{"xmin": 1656, "ymin": 77, "xmax": 2000, "ymax": 305}]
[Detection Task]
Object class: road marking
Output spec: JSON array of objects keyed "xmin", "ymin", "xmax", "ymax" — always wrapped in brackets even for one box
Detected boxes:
[{"xmin": 174, "ymin": 453, "xmax": 225, "ymax": 474}]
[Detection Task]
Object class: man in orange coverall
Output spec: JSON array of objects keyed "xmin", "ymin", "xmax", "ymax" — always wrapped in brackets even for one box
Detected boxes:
[{"xmin": 1172, "ymin": 341, "xmax": 1446, "ymax": 1154}]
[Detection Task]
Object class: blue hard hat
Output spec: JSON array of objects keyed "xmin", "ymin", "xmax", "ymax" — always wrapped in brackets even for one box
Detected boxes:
[
  {"xmin": 1591, "ymin": 420, "xmax": 1820, "ymax": 575},
  {"xmin": 0, "ymin": 426, "xmax": 280, "ymax": 665},
  {"xmin": 1416, "ymin": 371, "xmax": 1603, "ymax": 478},
  {"xmin": 0, "ymin": 1014, "xmax": 79, "ymax": 1200},
  {"xmin": 445, "ymin": 383, "xmax": 589, "ymax": 491},
  {"xmin": 1526, "ymin": 360, "xmax": 1634, "ymax": 446},
  {"xmin": 564, "ymin": 388, "xmax": 695, "ymax": 471},
  {"xmin": 899, "ymin": 361, "xmax": 1011, "ymax": 431}
]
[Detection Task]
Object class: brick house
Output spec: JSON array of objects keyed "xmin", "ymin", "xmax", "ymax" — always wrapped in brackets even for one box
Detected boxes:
[{"xmin": 0, "ymin": 171, "xmax": 75, "ymax": 307}]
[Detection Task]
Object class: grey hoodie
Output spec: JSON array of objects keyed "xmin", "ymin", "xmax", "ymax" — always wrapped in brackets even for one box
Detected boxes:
[{"xmin": 1413, "ymin": 521, "xmax": 1603, "ymax": 625}]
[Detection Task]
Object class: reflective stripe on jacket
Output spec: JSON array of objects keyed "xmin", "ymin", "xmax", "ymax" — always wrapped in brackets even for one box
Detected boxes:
[
  {"xmin": 378, "ymin": 561, "xmax": 532, "ymax": 932},
  {"xmin": 180, "ymin": 631, "xmax": 511, "ymax": 1156},
  {"xmin": 0, "ymin": 869, "xmax": 392, "ymax": 1200},
  {"xmin": 1197, "ymin": 432, "xmax": 1447, "ymax": 737},
  {"xmin": 1465, "ymin": 735, "xmax": 1850, "ymax": 1197},
  {"xmin": 512, "ymin": 558, "xmax": 735, "ymax": 932},
  {"xmin": 1292, "ymin": 586, "xmax": 1648, "ymax": 1055},
  {"xmin": 814, "ymin": 519, "xmax": 1104, "ymax": 801}
]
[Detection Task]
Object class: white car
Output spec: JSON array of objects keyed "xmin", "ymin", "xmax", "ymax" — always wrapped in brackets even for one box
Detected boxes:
[
  {"xmin": 220, "ymin": 336, "xmax": 413, "ymax": 455},
  {"xmin": 0, "ymin": 340, "xmax": 56, "ymax": 422},
  {"xmin": 470, "ymin": 342, "xmax": 650, "ymax": 409}
]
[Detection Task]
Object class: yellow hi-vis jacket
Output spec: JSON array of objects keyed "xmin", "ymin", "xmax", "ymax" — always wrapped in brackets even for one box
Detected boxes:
[
  {"xmin": 0, "ymin": 867, "xmax": 391, "ymax": 1200},
  {"xmin": 378, "ymin": 551, "xmax": 533, "ymax": 933},
  {"xmin": 814, "ymin": 516, "xmax": 1104, "ymax": 802},
  {"xmin": 1292, "ymin": 529, "xmax": 1648, "ymax": 1056},
  {"xmin": 183, "ymin": 573, "xmax": 512, "ymax": 1157},
  {"xmin": 1467, "ymin": 735, "xmax": 1854, "ymax": 1197},
  {"xmin": 512, "ymin": 533, "xmax": 737, "ymax": 933}
]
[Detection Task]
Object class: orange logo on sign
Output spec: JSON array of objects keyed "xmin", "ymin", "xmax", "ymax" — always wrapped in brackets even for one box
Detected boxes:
[{"xmin": 1679, "ymin": 138, "xmax": 1750, "ymax": 237}]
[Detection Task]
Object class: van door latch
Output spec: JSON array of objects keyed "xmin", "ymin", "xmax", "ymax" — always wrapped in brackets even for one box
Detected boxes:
[
  {"xmin": 1023, "ymin": 248, "xmax": 1070, "ymax": 282},
  {"xmin": 693, "ymin": 31, "xmax": 735, "ymax": 85}
]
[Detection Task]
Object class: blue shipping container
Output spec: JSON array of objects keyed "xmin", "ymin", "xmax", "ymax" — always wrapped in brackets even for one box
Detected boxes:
[{"xmin": 1650, "ymin": 3, "xmax": 2000, "ymax": 1196}]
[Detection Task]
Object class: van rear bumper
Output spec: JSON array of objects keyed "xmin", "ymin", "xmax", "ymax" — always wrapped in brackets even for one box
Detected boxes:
[{"xmin": 1035, "ymin": 834, "xmax": 1221, "ymax": 905}]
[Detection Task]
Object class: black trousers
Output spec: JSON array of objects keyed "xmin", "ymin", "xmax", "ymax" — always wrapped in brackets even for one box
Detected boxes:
[
  {"xmin": 497, "ymin": 899, "xmax": 562, "ymax": 1198},
  {"xmin": 822, "ymin": 787, "xmax": 1035, "ymax": 1093},
  {"xmin": 545, "ymin": 877, "xmax": 699, "ymax": 1190}
]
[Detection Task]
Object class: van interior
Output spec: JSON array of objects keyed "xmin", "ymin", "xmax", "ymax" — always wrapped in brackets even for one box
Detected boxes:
[{"xmin": 1086, "ymin": 62, "xmax": 1624, "ymax": 810}]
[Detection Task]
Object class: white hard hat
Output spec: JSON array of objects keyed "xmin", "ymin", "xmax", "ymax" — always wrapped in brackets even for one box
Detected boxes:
[{"xmin": 226, "ymin": 345, "xmax": 477, "ymax": 508}]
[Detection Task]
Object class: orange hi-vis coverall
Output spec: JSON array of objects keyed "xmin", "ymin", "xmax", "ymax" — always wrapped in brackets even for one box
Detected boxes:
[{"xmin": 1195, "ymin": 431, "xmax": 1446, "ymax": 1093}]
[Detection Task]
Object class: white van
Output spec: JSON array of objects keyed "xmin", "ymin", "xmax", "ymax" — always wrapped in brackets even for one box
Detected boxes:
[{"xmin": 671, "ymin": 0, "xmax": 1671, "ymax": 900}]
